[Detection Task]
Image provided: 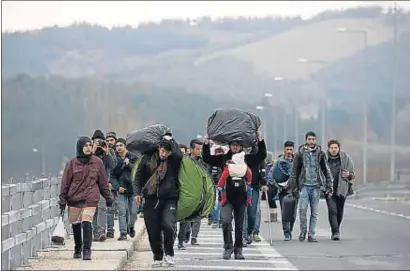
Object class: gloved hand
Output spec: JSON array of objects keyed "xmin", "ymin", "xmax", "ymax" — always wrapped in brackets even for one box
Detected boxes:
[{"xmin": 58, "ymin": 201, "xmax": 66, "ymax": 214}]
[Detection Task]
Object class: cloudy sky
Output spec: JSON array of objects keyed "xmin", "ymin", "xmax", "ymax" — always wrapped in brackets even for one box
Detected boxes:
[{"xmin": 2, "ymin": 1, "xmax": 409, "ymax": 32}]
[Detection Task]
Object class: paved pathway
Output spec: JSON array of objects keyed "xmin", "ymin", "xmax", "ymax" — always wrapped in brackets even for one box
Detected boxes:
[{"xmin": 167, "ymin": 219, "xmax": 297, "ymax": 270}]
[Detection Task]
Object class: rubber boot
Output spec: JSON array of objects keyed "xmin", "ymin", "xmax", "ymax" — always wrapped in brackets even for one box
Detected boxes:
[
  {"xmin": 72, "ymin": 223, "xmax": 82, "ymax": 259},
  {"xmin": 82, "ymin": 221, "xmax": 92, "ymax": 260}
]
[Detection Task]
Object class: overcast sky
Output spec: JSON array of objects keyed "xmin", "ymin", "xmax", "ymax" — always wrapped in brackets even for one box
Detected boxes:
[{"xmin": 2, "ymin": 1, "xmax": 409, "ymax": 32}]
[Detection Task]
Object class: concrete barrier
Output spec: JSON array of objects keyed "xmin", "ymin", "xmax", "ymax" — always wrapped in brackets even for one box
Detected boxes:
[{"xmin": 1, "ymin": 177, "xmax": 61, "ymax": 270}]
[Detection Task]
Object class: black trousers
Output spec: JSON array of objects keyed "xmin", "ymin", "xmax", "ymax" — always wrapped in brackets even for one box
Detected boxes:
[
  {"xmin": 266, "ymin": 184, "xmax": 278, "ymax": 209},
  {"xmin": 143, "ymin": 198, "xmax": 177, "ymax": 260},
  {"xmin": 278, "ymin": 191, "xmax": 298, "ymax": 234},
  {"xmin": 221, "ymin": 202, "xmax": 246, "ymax": 250},
  {"xmin": 325, "ymin": 195, "xmax": 346, "ymax": 234}
]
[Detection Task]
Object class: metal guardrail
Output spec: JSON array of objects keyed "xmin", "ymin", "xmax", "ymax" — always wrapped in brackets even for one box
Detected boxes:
[{"xmin": 1, "ymin": 177, "xmax": 63, "ymax": 270}]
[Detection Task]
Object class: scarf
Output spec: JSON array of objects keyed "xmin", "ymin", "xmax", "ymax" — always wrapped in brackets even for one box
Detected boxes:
[
  {"xmin": 76, "ymin": 137, "xmax": 92, "ymax": 164},
  {"xmin": 143, "ymin": 152, "xmax": 168, "ymax": 196}
]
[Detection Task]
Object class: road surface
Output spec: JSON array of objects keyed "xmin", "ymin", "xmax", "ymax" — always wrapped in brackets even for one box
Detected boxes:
[
  {"xmin": 259, "ymin": 198, "xmax": 410, "ymax": 270},
  {"xmin": 127, "ymin": 198, "xmax": 410, "ymax": 270}
]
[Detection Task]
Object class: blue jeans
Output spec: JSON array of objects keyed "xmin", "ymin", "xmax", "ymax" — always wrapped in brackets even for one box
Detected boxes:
[
  {"xmin": 245, "ymin": 188, "xmax": 260, "ymax": 235},
  {"xmin": 299, "ymin": 186, "xmax": 320, "ymax": 235},
  {"xmin": 117, "ymin": 193, "xmax": 138, "ymax": 235},
  {"xmin": 212, "ymin": 201, "xmax": 221, "ymax": 223},
  {"xmin": 107, "ymin": 191, "xmax": 117, "ymax": 234}
]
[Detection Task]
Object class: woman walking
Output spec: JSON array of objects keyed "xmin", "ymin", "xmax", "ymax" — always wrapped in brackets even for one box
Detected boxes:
[{"xmin": 59, "ymin": 137, "xmax": 113, "ymax": 260}]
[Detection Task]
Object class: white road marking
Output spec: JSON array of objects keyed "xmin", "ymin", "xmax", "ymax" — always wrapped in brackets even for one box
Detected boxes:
[
  {"xmin": 203, "ymin": 259, "xmax": 290, "ymax": 264},
  {"xmin": 175, "ymin": 251, "xmax": 288, "ymax": 257},
  {"xmin": 178, "ymin": 246, "xmax": 278, "ymax": 252},
  {"xmin": 173, "ymin": 265, "xmax": 295, "ymax": 270},
  {"xmin": 179, "ymin": 215, "xmax": 298, "ymax": 270},
  {"xmin": 346, "ymin": 203, "xmax": 410, "ymax": 219}
]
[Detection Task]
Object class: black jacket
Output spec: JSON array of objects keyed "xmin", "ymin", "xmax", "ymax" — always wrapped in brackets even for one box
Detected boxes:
[
  {"xmin": 133, "ymin": 139, "xmax": 182, "ymax": 201},
  {"xmin": 202, "ymin": 140, "xmax": 267, "ymax": 188},
  {"xmin": 110, "ymin": 151, "xmax": 138, "ymax": 195}
]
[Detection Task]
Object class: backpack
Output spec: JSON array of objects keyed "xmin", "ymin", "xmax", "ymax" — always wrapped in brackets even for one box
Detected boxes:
[{"xmin": 225, "ymin": 163, "xmax": 248, "ymax": 203}]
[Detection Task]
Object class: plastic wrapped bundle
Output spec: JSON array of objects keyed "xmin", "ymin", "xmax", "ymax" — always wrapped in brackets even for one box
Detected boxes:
[
  {"xmin": 126, "ymin": 124, "xmax": 172, "ymax": 154},
  {"xmin": 207, "ymin": 108, "xmax": 261, "ymax": 149},
  {"xmin": 272, "ymin": 159, "xmax": 292, "ymax": 184}
]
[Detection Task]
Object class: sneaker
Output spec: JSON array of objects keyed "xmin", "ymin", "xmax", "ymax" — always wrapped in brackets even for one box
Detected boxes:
[
  {"xmin": 129, "ymin": 227, "xmax": 136, "ymax": 238},
  {"xmin": 152, "ymin": 260, "xmax": 162, "ymax": 268},
  {"xmin": 299, "ymin": 232, "xmax": 306, "ymax": 242},
  {"xmin": 246, "ymin": 234, "xmax": 253, "ymax": 245},
  {"xmin": 253, "ymin": 233, "xmax": 262, "ymax": 242},
  {"xmin": 208, "ymin": 219, "xmax": 213, "ymax": 226},
  {"xmin": 308, "ymin": 234, "xmax": 318, "ymax": 243},
  {"xmin": 331, "ymin": 233, "xmax": 340, "ymax": 241},
  {"xmin": 164, "ymin": 255, "xmax": 175, "ymax": 266},
  {"xmin": 178, "ymin": 242, "xmax": 186, "ymax": 250},
  {"xmin": 212, "ymin": 222, "xmax": 218, "ymax": 229},
  {"xmin": 117, "ymin": 235, "xmax": 127, "ymax": 241},
  {"xmin": 93, "ymin": 233, "xmax": 106, "ymax": 242},
  {"xmin": 82, "ymin": 250, "xmax": 92, "ymax": 261},
  {"xmin": 234, "ymin": 248, "xmax": 245, "ymax": 260},
  {"xmin": 106, "ymin": 232, "xmax": 114, "ymax": 238},
  {"xmin": 73, "ymin": 250, "xmax": 82, "ymax": 259},
  {"xmin": 284, "ymin": 233, "xmax": 291, "ymax": 241},
  {"xmin": 222, "ymin": 248, "xmax": 233, "ymax": 260},
  {"xmin": 242, "ymin": 238, "xmax": 248, "ymax": 247},
  {"xmin": 191, "ymin": 238, "xmax": 199, "ymax": 246}
]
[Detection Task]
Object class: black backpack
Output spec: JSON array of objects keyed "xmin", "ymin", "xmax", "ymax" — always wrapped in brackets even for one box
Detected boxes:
[{"xmin": 225, "ymin": 175, "xmax": 247, "ymax": 204}]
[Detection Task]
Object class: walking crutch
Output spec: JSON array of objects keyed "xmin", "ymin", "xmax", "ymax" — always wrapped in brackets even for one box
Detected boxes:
[{"xmin": 264, "ymin": 190, "xmax": 273, "ymax": 246}]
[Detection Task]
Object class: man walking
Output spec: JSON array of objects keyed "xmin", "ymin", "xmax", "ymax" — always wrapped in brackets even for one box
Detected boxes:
[
  {"xmin": 288, "ymin": 132, "xmax": 333, "ymax": 242},
  {"xmin": 134, "ymin": 136, "xmax": 182, "ymax": 267},
  {"xmin": 111, "ymin": 138, "xmax": 139, "ymax": 241},
  {"xmin": 91, "ymin": 129, "xmax": 116, "ymax": 242},
  {"xmin": 326, "ymin": 139, "xmax": 355, "ymax": 241}
]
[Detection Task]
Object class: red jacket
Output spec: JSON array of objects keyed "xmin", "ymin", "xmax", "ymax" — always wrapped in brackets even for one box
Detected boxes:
[{"xmin": 217, "ymin": 166, "xmax": 252, "ymax": 206}]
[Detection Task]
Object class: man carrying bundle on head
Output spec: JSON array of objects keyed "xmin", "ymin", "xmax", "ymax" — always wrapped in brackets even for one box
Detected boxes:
[
  {"xmin": 133, "ymin": 135, "xmax": 182, "ymax": 267},
  {"xmin": 203, "ymin": 108, "xmax": 267, "ymax": 249}
]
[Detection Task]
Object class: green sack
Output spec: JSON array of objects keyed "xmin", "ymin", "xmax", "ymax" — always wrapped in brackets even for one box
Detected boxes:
[
  {"xmin": 177, "ymin": 156, "xmax": 215, "ymax": 221},
  {"xmin": 131, "ymin": 157, "xmax": 141, "ymax": 182}
]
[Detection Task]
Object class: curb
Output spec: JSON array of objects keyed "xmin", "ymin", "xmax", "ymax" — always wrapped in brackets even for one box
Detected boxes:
[{"xmin": 116, "ymin": 218, "xmax": 146, "ymax": 270}]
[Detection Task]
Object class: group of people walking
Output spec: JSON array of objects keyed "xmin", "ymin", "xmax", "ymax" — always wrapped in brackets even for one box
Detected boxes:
[{"xmin": 59, "ymin": 128, "xmax": 355, "ymax": 266}]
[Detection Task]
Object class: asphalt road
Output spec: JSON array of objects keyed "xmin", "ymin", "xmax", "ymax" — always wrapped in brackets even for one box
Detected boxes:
[
  {"xmin": 128, "ymin": 198, "xmax": 410, "ymax": 270},
  {"xmin": 259, "ymin": 198, "xmax": 410, "ymax": 270}
]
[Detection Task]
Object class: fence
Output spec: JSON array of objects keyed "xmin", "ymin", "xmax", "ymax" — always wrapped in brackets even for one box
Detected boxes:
[{"xmin": 1, "ymin": 177, "xmax": 63, "ymax": 270}]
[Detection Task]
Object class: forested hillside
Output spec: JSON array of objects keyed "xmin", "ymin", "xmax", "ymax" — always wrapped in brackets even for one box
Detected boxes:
[
  {"xmin": 2, "ymin": 5, "xmax": 410, "ymax": 179},
  {"xmin": 1, "ymin": 75, "xmax": 239, "ymax": 179}
]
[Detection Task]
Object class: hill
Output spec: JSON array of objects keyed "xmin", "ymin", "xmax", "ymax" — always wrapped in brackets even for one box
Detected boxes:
[
  {"xmin": 3, "ymin": 6, "xmax": 405, "ymax": 102},
  {"xmin": 1, "ymin": 75, "xmax": 244, "ymax": 179}
]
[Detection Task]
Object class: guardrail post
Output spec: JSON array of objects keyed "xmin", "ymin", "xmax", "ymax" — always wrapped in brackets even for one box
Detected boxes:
[{"xmin": 1, "ymin": 176, "xmax": 62, "ymax": 270}]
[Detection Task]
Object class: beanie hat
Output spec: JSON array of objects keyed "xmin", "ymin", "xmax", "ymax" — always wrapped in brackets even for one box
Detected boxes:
[
  {"xmin": 106, "ymin": 132, "xmax": 117, "ymax": 140},
  {"xmin": 92, "ymin": 129, "xmax": 105, "ymax": 140}
]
